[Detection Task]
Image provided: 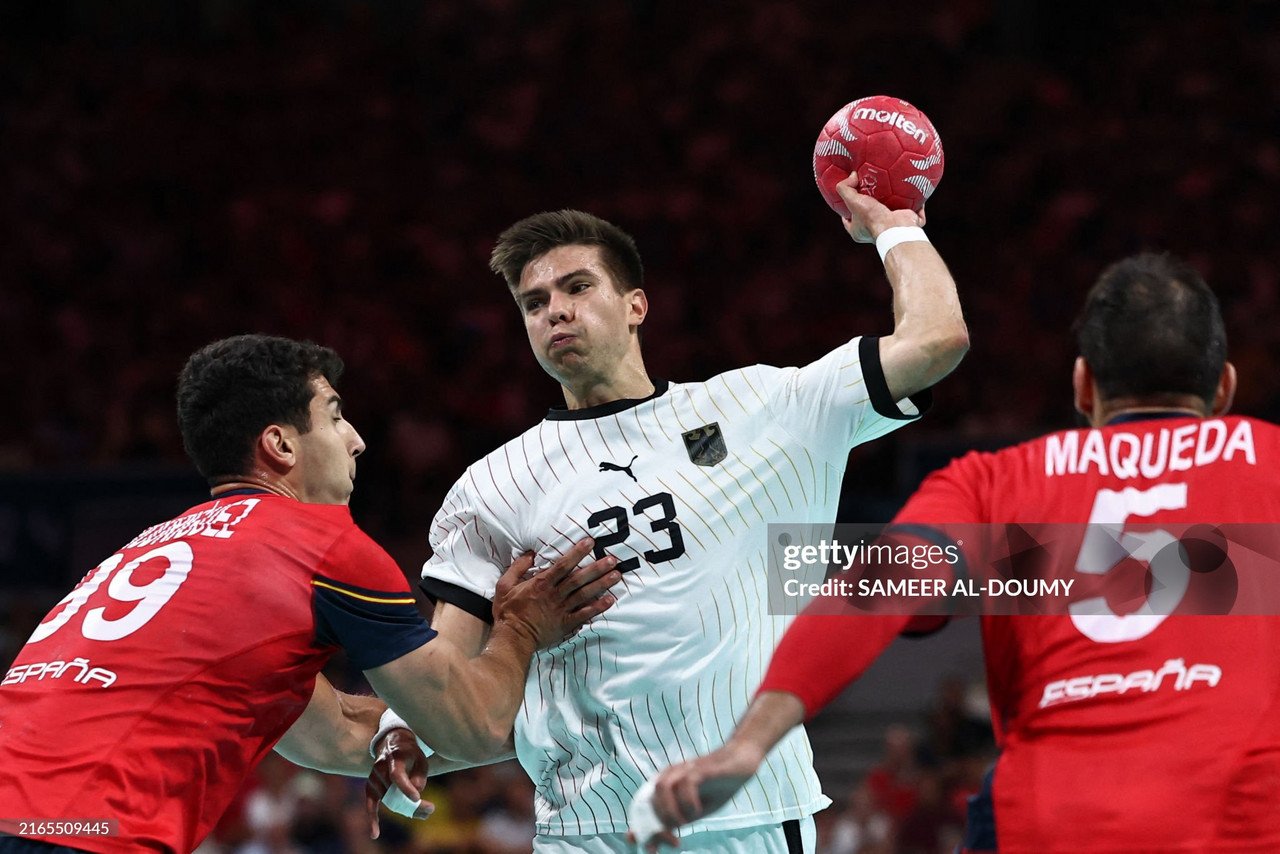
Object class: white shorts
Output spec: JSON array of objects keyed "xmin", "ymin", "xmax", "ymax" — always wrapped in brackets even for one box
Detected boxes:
[{"xmin": 533, "ymin": 815, "xmax": 816, "ymax": 853}]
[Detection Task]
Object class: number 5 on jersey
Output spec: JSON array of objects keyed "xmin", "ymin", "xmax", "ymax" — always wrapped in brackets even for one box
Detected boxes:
[{"xmin": 1070, "ymin": 484, "xmax": 1189, "ymax": 643}]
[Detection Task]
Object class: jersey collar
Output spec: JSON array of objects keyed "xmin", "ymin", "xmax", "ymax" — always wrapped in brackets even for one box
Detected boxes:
[
  {"xmin": 1103, "ymin": 410, "xmax": 1203, "ymax": 426},
  {"xmin": 211, "ymin": 487, "xmax": 274, "ymax": 498},
  {"xmin": 546, "ymin": 380, "xmax": 671, "ymax": 421}
]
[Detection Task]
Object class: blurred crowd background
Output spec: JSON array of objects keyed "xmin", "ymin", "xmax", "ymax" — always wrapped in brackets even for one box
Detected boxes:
[{"xmin": 3, "ymin": 1, "xmax": 1277, "ymax": 851}]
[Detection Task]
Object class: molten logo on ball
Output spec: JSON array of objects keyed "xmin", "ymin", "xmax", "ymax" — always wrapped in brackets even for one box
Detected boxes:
[
  {"xmin": 850, "ymin": 107, "xmax": 930, "ymax": 144},
  {"xmin": 813, "ymin": 95, "xmax": 944, "ymax": 215}
]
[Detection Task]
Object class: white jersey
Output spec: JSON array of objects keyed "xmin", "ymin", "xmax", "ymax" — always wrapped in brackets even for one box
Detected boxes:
[{"xmin": 422, "ymin": 336, "xmax": 927, "ymax": 836}]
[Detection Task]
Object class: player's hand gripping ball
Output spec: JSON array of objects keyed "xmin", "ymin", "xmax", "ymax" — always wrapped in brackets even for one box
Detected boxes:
[{"xmin": 813, "ymin": 95, "xmax": 944, "ymax": 215}]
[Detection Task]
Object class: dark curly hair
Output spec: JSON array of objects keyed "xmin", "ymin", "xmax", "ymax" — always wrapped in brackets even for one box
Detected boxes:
[{"xmin": 177, "ymin": 335, "xmax": 344, "ymax": 482}]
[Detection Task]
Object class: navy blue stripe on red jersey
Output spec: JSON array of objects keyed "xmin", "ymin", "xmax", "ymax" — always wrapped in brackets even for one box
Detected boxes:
[
  {"xmin": 311, "ymin": 573, "xmax": 436, "ymax": 670},
  {"xmin": 210, "ymin": 487, "xmax": 273, "ymax": 498},
  {"xmin": 859, "ymin": 336, "xmax": 933, "ymax": 420},
  {"xmin": 885, "ymin": 522, "xmax": 968, "ymax": 638},
  {"xmin": 0, "ymin": 833, "xmax": 94, "ymax": 852},
  {"xmin": 1104, "ymin": 410, "xmax": 1202, "ymax": 426}
]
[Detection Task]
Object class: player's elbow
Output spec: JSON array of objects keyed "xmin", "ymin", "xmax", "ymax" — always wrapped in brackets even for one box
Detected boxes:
[
  {"xmin": 920, "ymin": 322, "xmax": 969, "ymax": 379},
  {"xmin": 938, "ymin": 325, "xmax": 970, "ymax": 364},
  {"xmin": 478, "ymin": 720, "xmax": 514, "ymax": 759},
  {"xmin": 893, "ymin": 321, "xmax": 968, "ymax": 386},
  {"xmin": 468, "ymin": 719, "xmax": 513, "ymax": 762}
]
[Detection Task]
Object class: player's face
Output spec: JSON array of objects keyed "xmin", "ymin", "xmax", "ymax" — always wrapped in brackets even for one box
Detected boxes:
[
  {"xmin": 514, "ymin": 244, "xmax": 643, "ymax": 384},
  {"xmin": 293, "ymin": 376, "xmax": 365, "ymax": 505}
]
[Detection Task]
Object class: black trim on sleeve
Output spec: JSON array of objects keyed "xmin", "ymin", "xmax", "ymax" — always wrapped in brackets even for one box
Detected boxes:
[
  {"xmin": 859, "ymin": 336, "xmax": 933, "ymax": 420},
  {"xmin": 420, "ymin": 577, "xmax": 495, "ymax": 625}
]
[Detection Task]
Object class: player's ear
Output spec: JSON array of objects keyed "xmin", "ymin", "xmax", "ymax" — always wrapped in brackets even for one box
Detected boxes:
[
  {"xmin": 1211, "ymin": 361, "xmax": 1237, "ymax": 416},
  {"xmin": 258, "ymin": 424, "xmax": 298, "ymax": 472},
  {"xmin": 1072, "ymin": 357, "xmax": 1095, "ymax": 421},
  {"xmin": 627, "ymin": 288, "xmax": 648, "ymax": 329}
]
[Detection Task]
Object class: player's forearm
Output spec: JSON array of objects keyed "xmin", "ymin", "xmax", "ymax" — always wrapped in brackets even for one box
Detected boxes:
[
  {"xmin": 276, "ymin": 680, "xmax": 385, "ymax": 776},
  {"xmin": 757, "ymin": 604, "xmax": 911, "ymax": 719},
  {"xmin": 444, "ymin": 621, "xmax": 537, "ymax": 757},
  {"xmin": 368, "ymin": 621, "xmax": 536, "ymax": 763},
  {"xmin": 721, "ymin": 691, "xmax": 807, "ymax": 765},
  {"xmin": 878, "ymin": 240, "xmax": 969, "ymax": 399}
]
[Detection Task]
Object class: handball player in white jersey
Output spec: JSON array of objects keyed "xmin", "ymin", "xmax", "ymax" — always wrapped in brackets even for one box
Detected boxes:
[{"xmin": 389, "ymin": 177, "xmax": 968, "ymax": 852}]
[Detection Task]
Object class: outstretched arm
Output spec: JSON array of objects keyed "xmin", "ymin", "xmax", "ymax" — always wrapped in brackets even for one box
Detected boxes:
[
  {"xmin": 634, "ymin": 609, "xmax": 909, "ymax": 849},
  {"xmin": 633, "ymin": 691, "xmax": 807, "ymax": 851}
]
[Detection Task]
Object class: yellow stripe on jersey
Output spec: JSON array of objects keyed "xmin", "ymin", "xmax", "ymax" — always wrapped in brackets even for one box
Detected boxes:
[{"xmin": 310, "ymin": 579, "xmax": 415, "ymax": 605}]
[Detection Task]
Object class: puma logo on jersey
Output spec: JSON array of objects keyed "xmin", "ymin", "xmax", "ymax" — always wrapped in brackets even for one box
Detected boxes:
[{"xmin": 599, "ymin": 454, "xmax": 639, "ymax": 482}]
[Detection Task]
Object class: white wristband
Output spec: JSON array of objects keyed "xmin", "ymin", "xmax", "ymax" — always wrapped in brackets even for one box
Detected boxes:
[
  {"xmin": 875, "ymin": 226, "xmax": 929, "ymax": 262},
  {"xmin": 370, "ymin": 708, "xmax": 435, "ymax": 760}
]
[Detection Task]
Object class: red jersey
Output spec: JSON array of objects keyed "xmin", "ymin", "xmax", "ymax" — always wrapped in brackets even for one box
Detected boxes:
[
  {"xmin": 0, "ymin": 491, "xmax": 434, "ymax": 853},
  {"xmin": 894, "ymin": 415, "xmax": 1280, "ymax": 852}
]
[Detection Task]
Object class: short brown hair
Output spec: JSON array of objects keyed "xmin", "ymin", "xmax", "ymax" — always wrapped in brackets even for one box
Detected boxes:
[{"xmin": 490, "ymin": 210, "xmax": 643, "ymax": 292}]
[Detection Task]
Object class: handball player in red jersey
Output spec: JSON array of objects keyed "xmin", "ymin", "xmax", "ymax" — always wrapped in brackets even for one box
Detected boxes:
[
  {"xmin": 636, "ymin": 253, "xmax": 1280, "ymax": 853},
  {"xmin": 0, "ymin": 335, "xmax": 621, "ymax": 854}
]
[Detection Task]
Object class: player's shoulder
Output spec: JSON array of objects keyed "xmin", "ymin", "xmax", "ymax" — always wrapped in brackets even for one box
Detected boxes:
[
  {"xmin": 275, "ymin": 502, "xmax": 404, "ymax": 588},
  {"xmin": 124, "ymin": 492, "xmax": 357, "ymax": 552},
  {"xmin": 239, "ymin": 496, "xmax": 390, "ymax": 565},
  {"xmin": 707, "ymin": 336, "xmax": 870, "ymax": 388},
  {"xmin": 695, "ymin": 363, "xmax": 786, "ymax": 412},
  {"xmin": 913, "ymin": 433, "xmax": 1049, "ymax": 499},
  {"xmin": 1231, "ymin": 414, "xmax": 1280, "ymax": 443}
]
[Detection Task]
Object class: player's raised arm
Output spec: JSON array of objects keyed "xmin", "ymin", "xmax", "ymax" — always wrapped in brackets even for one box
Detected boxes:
[
  {"xmin": 366, "ymin": 539, "xmax": 620, "ymax": 763},
  {"xmin": 837, "ymin": 175, "xmax": 969, "ymax": 402}
]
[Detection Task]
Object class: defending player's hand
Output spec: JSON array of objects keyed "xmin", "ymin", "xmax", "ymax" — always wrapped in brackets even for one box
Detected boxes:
[
  {"xmin": 493, "ymin": 538, "xmax": 621, "ymax": 648},
  {"xmin": 836, "ymin": 174, "xmax": 925, "ymax": 243},
  {"xmin": 629, "ymin": 742, "xmax": 763, "ymax": 851},
  {"xmin": 365, "ymin": 727, "xmax": 434, "ymax": 839}
]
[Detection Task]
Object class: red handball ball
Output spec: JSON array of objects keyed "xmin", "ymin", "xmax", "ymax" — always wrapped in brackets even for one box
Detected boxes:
[{"xmin": 813, "ymin": 95, "xmax": 944, "ymax": 215}]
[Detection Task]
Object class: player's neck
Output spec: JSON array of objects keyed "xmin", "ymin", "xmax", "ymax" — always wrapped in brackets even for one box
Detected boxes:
[
  {"xmin": 560, "ymin": 358, "xmax": 654, "ymax": 410},
  {"xmin": 1094, "ymin": 397, "xmax": 1209, "ymax": 427},
  {"xmin": 210, "ymin": 471, "xmax": 300, "ymax": 501}
]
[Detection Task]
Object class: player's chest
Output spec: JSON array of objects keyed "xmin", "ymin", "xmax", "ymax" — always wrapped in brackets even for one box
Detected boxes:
[{"xmin": 508, "ymin": 415, "xmax": 777, "ymax": 577}]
